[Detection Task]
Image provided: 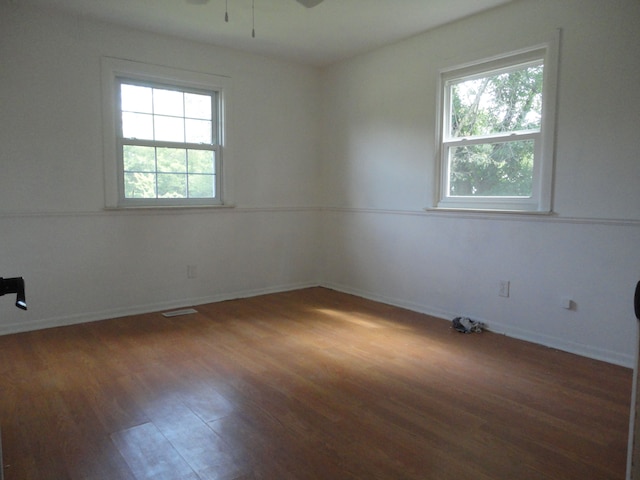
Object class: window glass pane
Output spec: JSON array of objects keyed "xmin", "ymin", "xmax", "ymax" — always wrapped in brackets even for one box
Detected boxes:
[
  {"xmin": 188, "ymin": 150, "xmax": 215, "ymax": 174},
  {"xmin": 185, "ymin": 93, "xmax": 212, "ymax": 120},
  {"xmin": 153, "ymin": 88, "xmax": 184, "ymax": 117},
  {"xmin": 157, "ymin": 148, "xmax": 187, "ymax": 173},
  {"xmin": 154, "ymin": 115, "xmax": 185, "ymax": 142},
  {"xmin": 188, "ymin": 174, "xmax": 216, "ymax": 198},
  {"xmin": 122, "ymin": 112, "xmax": 154, "ymax": 140},
  {"xmin": 123, "ymin": 145, "xmax": 156, "ymax": 172},
  {"xmin": 449, "ymin": 63, "xmax": 543, "ymax": 138},
  {"xmin": 448, "ymin": 140, "xmax": 534, "ymax": 197},
  {"xmin": 158, "ymin": 173, "xmax": 187, "ymax": 198},
  {"xmin": 185, "ymin": 119, "xmax": 213, "ymax": 144},
  {"xmin": 121, "ymin": 84, "xmax": 152, "ymax": 113},
  {"xmin": 125, "ymin": 172, "xmax": 156, "ymax": 198}
]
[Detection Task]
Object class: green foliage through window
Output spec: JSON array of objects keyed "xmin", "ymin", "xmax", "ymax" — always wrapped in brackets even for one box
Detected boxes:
[{"xmin": 123, "ymin": 146, "xmax": 216, "ymax": 199}]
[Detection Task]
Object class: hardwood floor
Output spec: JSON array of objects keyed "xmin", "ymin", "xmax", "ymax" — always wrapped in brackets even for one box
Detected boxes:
[{"xmin": 0, "ymin": 287, "xmax": 632, "ymax": 479}]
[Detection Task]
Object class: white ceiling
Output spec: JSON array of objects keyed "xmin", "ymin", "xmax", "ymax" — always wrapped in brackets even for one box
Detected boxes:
[{"xmin": 18, "ymin": 0, "xmax": 513, "ymax": 67}]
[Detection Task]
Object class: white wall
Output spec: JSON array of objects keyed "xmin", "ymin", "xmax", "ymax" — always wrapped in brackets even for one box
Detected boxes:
[
  {"xmin": 320, "ymin": 0, "xmax": 640, "ymax": 366},
  {"xmin": 0, "ymin": 4, "xmax": 322, "ymax": 333}
]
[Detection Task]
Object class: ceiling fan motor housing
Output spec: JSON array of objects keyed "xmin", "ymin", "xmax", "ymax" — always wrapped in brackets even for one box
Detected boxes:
[{"xmin": 296, "ymin": 0, "xmax": 324, "ymax": 8}]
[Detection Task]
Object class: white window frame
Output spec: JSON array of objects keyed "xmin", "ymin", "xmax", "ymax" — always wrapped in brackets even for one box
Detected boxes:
[
  {"xmin": 101, "ymin": 57, "xmax": 231, "ymax": 208},
  {"xmin": 434, "ymin": 34, "xmax": 559, "ymax": 213}
]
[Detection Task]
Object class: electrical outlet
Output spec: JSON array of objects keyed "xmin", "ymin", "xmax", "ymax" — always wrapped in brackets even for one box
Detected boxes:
[{"xmin": 499, "ymin": 280, "xmax": 510, "ymax": 298}]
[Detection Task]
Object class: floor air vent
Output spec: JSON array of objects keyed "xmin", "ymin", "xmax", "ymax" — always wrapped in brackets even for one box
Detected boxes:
[{"xmin": 162, "ymin": 308, "xmax": 198, "ymax": 318}]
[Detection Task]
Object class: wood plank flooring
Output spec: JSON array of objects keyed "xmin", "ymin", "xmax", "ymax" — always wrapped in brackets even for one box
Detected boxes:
[{"xmin": 0, "ymin": 287, "xmax": 632, "ymax": 479}]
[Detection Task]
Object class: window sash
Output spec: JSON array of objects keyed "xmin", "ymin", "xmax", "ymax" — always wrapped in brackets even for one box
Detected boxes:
[
  {"xmin": 443, "ymin": 61, "xmax": 544, "ymax": 142},
  {"xmin": 440, "ymin": 131, "xmax": 542, "ymax": 209},
  {"xmin": 117, "ymin": 79, "xmax": 219, "ymax": 146},
  {"xmin": 442, "ymin": 136, "xmax": 542, "ymax": 203},
  {"xmin": 117, "ymin": 141, "xmax": 222, "ymax": 206}
]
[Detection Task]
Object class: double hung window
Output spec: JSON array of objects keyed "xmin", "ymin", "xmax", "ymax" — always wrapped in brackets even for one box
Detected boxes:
[
  {"xmin": 436, "ymin": 39, "xmax": 558, "ymax": 212},
  {"xmin": 102, "ymin": 58, "xmax": 229, "ymax": 208}
]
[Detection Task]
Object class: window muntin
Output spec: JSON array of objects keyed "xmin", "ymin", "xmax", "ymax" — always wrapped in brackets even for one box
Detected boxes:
[
  {"xmin": 436, "ymin": 41, "xmax": 558, "ymax": 213},
  {"xmin": 117, "ymin": 80, "xmax": 220, "ymax": 205}
]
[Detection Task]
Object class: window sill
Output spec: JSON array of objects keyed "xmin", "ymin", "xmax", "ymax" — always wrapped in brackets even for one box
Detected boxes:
[
  {"xmin": 425, "ymin": 207, "xmax": 554, "ymax": 216},
  {"xmin": 104, "ymin": 203, "xmax": 236, "ymax": 212}
]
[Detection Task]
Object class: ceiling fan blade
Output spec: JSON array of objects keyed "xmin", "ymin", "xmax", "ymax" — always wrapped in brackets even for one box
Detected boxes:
[{"xmin": 296, "ymin": 0, "xmax": 324, "ymax": 7}]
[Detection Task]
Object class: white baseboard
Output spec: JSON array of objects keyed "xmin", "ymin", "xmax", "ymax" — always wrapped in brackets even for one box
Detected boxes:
[
  {"xmin": 1, "ymin": 280, "xmax": 631, "ymax": 368},
  {"xmin": 321, "ymin": 281, "xmax": 634, "ymax": 369},
  {"xmin": 0, "ymin": 281, "xmax": 319, "ymax": 337}
]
